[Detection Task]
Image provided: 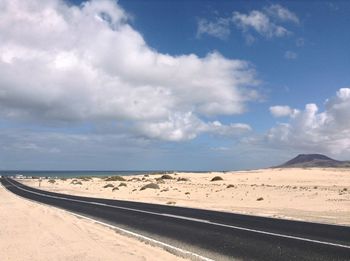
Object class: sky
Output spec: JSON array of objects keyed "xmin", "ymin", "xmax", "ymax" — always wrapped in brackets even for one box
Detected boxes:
[{"xmin": 0, "ymin": 0, "xmax": 349, "ymax": 170}]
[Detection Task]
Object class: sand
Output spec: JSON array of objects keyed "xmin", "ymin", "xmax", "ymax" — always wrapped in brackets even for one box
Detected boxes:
[
  {"xmin": 19, "ymin": 168, "xmax": 350, "ymax": 226},
  {"xmin": 0, "ymin": 184, "xmax": 187, "ymax": 261}
]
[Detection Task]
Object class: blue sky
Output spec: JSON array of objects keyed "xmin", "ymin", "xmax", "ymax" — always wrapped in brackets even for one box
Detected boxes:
[
  {"xmin": 118, "ymin": 0, "xmax": 349, "ymax": 123},
  {"xmin": 0, "ymin": 0, "xmax": 349, "ymax": 170}
]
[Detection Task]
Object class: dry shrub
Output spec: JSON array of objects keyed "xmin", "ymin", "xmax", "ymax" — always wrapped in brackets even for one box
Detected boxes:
[
  {"xmin": 211, "ymin": 176, "xmax": 223, "ymax": 182},
  {"xmin": 140, "ymin": 183, "xmax": 160, "ymax": 190}
]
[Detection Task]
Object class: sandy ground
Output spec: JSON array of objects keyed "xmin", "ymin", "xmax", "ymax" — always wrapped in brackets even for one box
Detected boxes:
[
  {"xmin": 19, "ymin": 168, "xmax": 350, "ymax": 226},
  {"xmin": 0, "ymin": 185, "xmax": 186, "ymax": 261}
]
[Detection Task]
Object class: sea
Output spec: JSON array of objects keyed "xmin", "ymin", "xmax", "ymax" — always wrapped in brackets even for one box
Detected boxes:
[{"xmin": 0, "ymin": 170, "xmax": 172, "ymax": 178}]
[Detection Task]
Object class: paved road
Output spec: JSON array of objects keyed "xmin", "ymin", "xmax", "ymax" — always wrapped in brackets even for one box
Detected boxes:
[{"xmin": 1, "ymin": 176, "xmax": 350, "ymax": 260}]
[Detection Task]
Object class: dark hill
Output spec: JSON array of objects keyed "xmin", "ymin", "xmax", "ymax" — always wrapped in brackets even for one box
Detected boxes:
[{"xmin": 275, "ymin": 154, "xmax": 350, "ymax": 168}]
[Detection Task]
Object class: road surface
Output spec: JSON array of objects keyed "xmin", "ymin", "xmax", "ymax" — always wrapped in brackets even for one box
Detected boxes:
[{"xmin": 1, "ymin": 176, "xmax": 349, "ymax": 260}]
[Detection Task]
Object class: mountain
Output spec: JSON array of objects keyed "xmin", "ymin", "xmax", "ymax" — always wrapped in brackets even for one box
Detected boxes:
[{"xmin": 275, "ymin": 154, "xmax": 350, "ymax": 168}]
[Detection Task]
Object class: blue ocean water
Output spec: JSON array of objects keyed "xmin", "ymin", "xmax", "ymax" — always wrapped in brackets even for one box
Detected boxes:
[{"xmin": 0, "ymin": 170, "xmax": 169, "ymax": 178}]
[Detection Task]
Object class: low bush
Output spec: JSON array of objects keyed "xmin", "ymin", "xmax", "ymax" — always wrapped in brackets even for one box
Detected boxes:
[
  {"xmin": 105, "ymin": 176, "xmax": 126, "ymax": 182},
  {"xmin": 140, "ymin": 183, "xmax": 160, "ymax": 190},
  {"xmin": 161, "ymin": 174, "xmax": 173, "ymax": 180},
  {"xmin": 211, "ymin": 176, "xmax": 223, "ymax": 182},
  {"xmin": 129, "ymin": 177, "xmax": 141, "ymax": 182},
  {"xmin": 71, "ymin": 180, "xmax": 82, "ymax": 185},
  {"xmin": 78, "ymin": 177, "xmax": 92, "ymax": 181},
  {"xmin": 177, "ymin": 177, "xmax": 189, "ymax": 182},
  {"xmin": 155, "ymin": 178, "xmax": 165, "ymax": 184}
]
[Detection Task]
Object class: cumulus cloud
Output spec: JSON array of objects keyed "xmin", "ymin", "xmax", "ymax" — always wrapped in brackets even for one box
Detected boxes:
[
  {"xmin": 232, "ymin": 10, "xmax": 289, "ymax": 38},
  {"xmin": 138, "ymin": 113, "xmax": 251, "ymax": 141},
  {"xmin": 232, "ymin": 4, "xmax": 298, "ymax": 39},
  {"xmin": 0, "ymin": 0, "xmax": 258, "ymax": 141},
  {"xmin": 267, "ymin": 88, "xmax": 350, "ymax": 154},
  {"xmin": 197, "ymin": 17, "xmax": 231, "ymax": 39},
  {"xmin": 269, "ymin": 105, "xmax": 298, "ymax": 117}
]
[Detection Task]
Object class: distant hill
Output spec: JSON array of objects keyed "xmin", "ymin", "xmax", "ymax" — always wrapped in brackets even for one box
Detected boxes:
[{"xmin": 274, "ymin": 154, "xmax": 350, "ymax": 168}]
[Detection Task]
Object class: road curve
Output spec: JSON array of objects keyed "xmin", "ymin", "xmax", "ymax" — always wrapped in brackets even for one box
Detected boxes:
[{"xmin": 1, "ymin": 176, "xmax": 350, "ymax": 261}]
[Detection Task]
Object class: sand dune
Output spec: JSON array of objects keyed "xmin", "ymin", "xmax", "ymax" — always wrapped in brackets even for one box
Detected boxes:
[
  {"xmin": 20, "ymin": 168, "xmax": 350, "ymax": 226},
  {"xmin": 0, "ymin": 185, "xmax": 186, "ymax": 261}
]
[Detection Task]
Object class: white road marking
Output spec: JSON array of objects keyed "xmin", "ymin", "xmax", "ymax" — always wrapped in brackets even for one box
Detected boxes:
[
  {"xmin": 5, "ymin": 178, "xmax": 350, "ymax": 250},
  {"xmin": 161, "ymin": 213, "xmax": 210, "ymax": 223}
]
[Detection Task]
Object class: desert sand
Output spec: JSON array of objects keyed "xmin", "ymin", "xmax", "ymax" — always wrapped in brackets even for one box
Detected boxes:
[
  {"xmin": 19, "ymin": 168, "xmax": 350, "ymax": 226},
  {"xmin": 0, "ymin": 184, "xmax": 186, "ymax": 261}
]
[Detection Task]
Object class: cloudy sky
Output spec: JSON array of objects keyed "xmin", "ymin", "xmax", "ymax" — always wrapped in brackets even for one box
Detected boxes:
[{"xmin": 0, "ymin": 0, "xmax": 349, "ymax": 170}]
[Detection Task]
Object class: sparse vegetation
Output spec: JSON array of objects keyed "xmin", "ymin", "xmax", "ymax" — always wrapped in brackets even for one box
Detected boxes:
[
  {"xmin": 166, "ymin": 201, "xmax": 176, "ymax": 205},
  {"xmin": 129, "ymin": 177, "xmax": 141, "ymax": 182},
  {"xmin": 105, "ymin": 176, "xmax": 126, "ymax": 182},
  {"xmin": 103, "ymin": 183, "xmax": 114, "ymax": 188},
  {"xmin": 112, "ymin": 187, "xmax": 119, "ymax": 191},
  {"xmin": 211, "ymin": 176, "xmax": 223, "ymax": 182},
  {"xmin": 118, "ymin": 182, "xmax": 127, "ymax": 187},
  {"xmin": 256, "ymin": 197, "xmax": 264, "ymax": 201},
  {"xmin": 177, "ymin": 177, "xmax": 189, "ymax": 182},
  {"xmin": 48, "ymin": 179, "xmax": 56, "ymax": 184},
  {"xmin": 140, "ymin": 183, "xmax": 160, "ymax": 190},
  {"xmin": 161, "ymin": 174, "xmax": 173, "ymax": 180},
  {"xmin": 78, "ymin": 176, "xmax": 92, "ymax": 181},
  {"xmin": 185, "ymin": 192, "xmax": 190, "ymax": 195},
  {"xmin": 155, "ymin": 178, "xmax": 165, "ymax": 184},
  {"xmin": 70, "ymin": 179, "xmax": 82, "ymax": 185},
  {"xmin": 227, "ymin": 184, "xmax": 235, "ymax": 188}
]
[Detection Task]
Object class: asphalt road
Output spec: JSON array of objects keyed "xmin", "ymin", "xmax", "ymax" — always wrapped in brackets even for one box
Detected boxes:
[{"xmin": 1, "ymin": 176, "xmax": 350, "ymax": 261}]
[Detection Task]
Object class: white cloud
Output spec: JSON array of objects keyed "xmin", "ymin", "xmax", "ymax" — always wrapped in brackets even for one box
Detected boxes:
[
  {"xmin": 267, "ymin": 88, "xmax": 350, "ymax": 154},
  {"xmin": 197, "ymin": 4, "xmax": 299, "ymax": 42},
  {"xmin": 265, "ymin": 4, "xmax": 299, "ymax": 24},
  {"xmin": 138, "ymin": 113, "xmax": 251, "ymax": 141},
  {"xmin": 0, "ymin": 0, "xmax": 259, "ymax": 141},
  {"xmin": 197, "ymin": 17, "xmax": 231, "ymax": 39},
  {"xmin": 269, "ymin": 105, "xmax": 299, "ymax": 117},
  {"xmin": 284, "ymin": 50, "xmax": 298, "ymax": 60},
  {"xmin": 233, "ymin": 10, "xmax": 289, "ymax": 38}
]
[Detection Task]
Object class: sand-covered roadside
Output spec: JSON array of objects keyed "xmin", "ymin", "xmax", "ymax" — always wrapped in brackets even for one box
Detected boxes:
[
  {"xmin": 0, "ymin": 185, "xmax": 186, "ymax": 261},
  {"xmin": 19, "ymin": 168, "xmax": 350, "ymax": 226}
]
